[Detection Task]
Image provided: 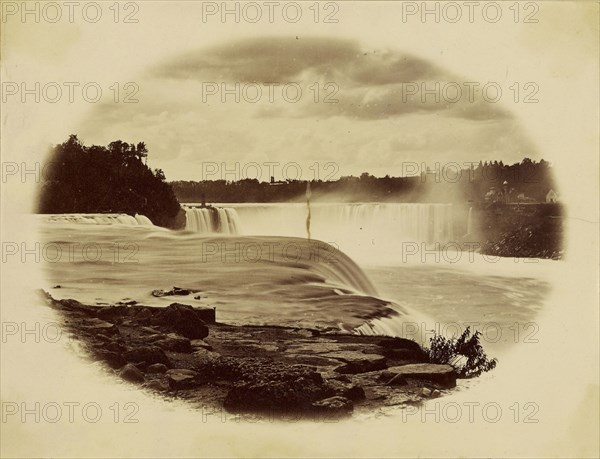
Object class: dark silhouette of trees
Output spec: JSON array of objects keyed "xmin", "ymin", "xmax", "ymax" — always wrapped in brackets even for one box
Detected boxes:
[
  {"xmin": 170, "ymin": 158, "xmax": 557, "ymax": 204},
  {"xmin": 38, "ymin": 135, "xmax": 182, "ymax": 228}
]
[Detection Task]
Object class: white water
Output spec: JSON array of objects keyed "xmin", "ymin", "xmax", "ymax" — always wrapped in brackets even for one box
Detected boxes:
[
  {"xmin": 42, "ymin": 213, "xmax": 154, "ymax": 226},
  {"xmin": 134, "ymin": 214, "xmax": 154, "ymax": 226},
  {"xmin": 37, "ymin": 206, "xmax": 553, "ymax": 350},
  {"xmin": 39, "ymin": 222, "xmax": 415, "ymax": 333},
  {"xmin": 185, "ymin": 203, "xmax": 455, "ymax": 263},
  {"xmin": 184, "ymin": 206, "xmax": 240, "ymax": 234},
  {"xmin": 37, "ymin": 212, "xmax": 553, "ymax": 352}
]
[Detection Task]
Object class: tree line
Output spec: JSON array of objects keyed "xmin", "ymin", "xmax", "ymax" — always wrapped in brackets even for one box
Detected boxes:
[
  {"xmin": 38, "ymin": 135, "xmax": 182, "ymax": 228},
  {"xmin": 171, "ymin": 158, "xmax": 558, "ymax": 204}
]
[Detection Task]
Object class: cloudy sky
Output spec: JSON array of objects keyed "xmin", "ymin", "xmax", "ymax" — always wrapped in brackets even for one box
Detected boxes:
[
  {"xmin": 77, "ymin": 35, "xmax": 537, "ymax": 181},
  {"xmin": 3, "ymin": 2, "xmax": 596, "ymax": 183}
]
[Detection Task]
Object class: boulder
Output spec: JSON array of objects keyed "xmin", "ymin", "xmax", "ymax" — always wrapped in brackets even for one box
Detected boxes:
[
  {"xmin": 134, "ymin": 308, "xmax": 154, "ymax": 320},
  {"xmin": 118, "ymin": 300, "xmax": 137, "ymax": 306},
  {"xmin": 104, "ymin": 341, "xmax": 125, "ymax": 353},
  {"xmin": 386, "ymin": 374, "xmax": 408, "ymax": 386},
  {"xmin": 144, "ymin": 333, "xmax": 166, "ymax": 342},
  {"xmin": 152, "ymin": 286, "xmax": 198, "ymax": 297},
  {"xmin": 312, "ymin": 396, "xmax": 353, "ymax": 415},
  {"xmin": 95, "ymin": 333, "xmax": 114, "ymax": 343},
  {"xmin": 326, "ymin": 380, "xmax": 365, "ymax": 401},
  {"xmin": 133, "ymin": 362, "xmax": 147, "ymax": 372},
  {"xmin": 153, "ymin": 333, "xmax": 192, "ymax": 353},
  {"xmin": 143, "ymin": 380, "xmax": 169, "ymax": 391},
  {"xmin": 166, "ymin": 368, "xmax": 198, "ymax": 377},
  {"xmin": 420, "ymin": 387, "xmax": 433, "ymax": 397},
  {"xmin": 323, "ymin": 351, "xmax": 387, "ymax": 374},
  {"xmin": 96, "ymin": 306, "xmax": 128, "ymax": 321},
  {"xmin": 147, "ymin": 363, "xmax": 168, "ymax": 374},
  {"xmin": 81, "ymin": 318, "xmax": 119, "ymax": 335},
  {"xmin": 123, "ymin": 346, "xmax": 170, "ymax": 366},
  {"xmin": 97, "ymin": 351, "xmax": 126, "ymax": 369},
  {"xmin": 193, "ymin": 306, "xmax": 216, "ymax": 324},
  {"xmin": 119, "ymin": 363, "xmax": 144, "ymax": 383},
  {"xmin": 153, "ymin": 303, "xmax": 209, "ymax": 339},
  {"xmin": 193, "ymin": 348, "xmax": 221, "ymax": 365},
  {"xmin": 385, "ymin": 364, "xmax": 457, "ymax": 388},
  {"xmin": 167, "ymin": 369, "xmax": 199, "ymax": 390},
  {"xmin": 190, "ymin": 339, "xmax": 213, "ymax": 351}
]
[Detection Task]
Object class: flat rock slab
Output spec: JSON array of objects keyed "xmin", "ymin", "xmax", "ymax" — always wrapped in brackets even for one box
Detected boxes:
[
  {"xmin": 245, "ymin": 343, "xmax": 280, "ymax": 352},
  {"xmin": 166, "ymin": 368, "xmax": 198, "ymax": 377},
  {"xmin": 321, "ymin": 351, "xmax": 387, "ymax": 374},
  {"xmin": 190, "ymin": 339, "xmax": 213, "ymax": 350},
  {"xmin": 283, "ymin": 354, "xmax": 344, "ymax": 367},
  {"xmin": 321, "ymin": 351, "xmax": 385, "ymax": 363},
  {"xmin": 386, "ymin": 364, "xmax": 457, "ymax": 388},
  {"xmin": 286, "ymin": 342, "xmax": 380, "ymax": 355}
]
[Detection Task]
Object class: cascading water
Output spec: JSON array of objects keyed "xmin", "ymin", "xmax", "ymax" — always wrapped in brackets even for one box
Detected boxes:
[
  {"xmin": 184, "ymin": 206, "xmax": 240, "ymax": 234},
  {"xmin": 44, "ymin": 213, "xmax": 154, "ymax": 226},
  {"xmin": 214, "ymin": 203, "xmax": 454, "ymax": 263},
  {"xmin": 228, "ymin": 203, "xmax": 453, "ymax": 243},
  {"xmin": 134, "ymin": 214, "xmax": 154, "ymax": 226}
]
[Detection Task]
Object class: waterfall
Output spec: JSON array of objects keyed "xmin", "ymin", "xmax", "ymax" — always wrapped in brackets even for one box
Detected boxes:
[
  {"xmin": 44, "ymin": 213, "xmax": 153, "ymax": 226},
  {"xmin": 217, "ymin": 203, "xmax": 454, "ymax": 264},
  {"xmin": 134, "ymin": 214, "xmax": 154, "ymax": 226},
  {"xmin": 231, "ymin": 203, "xmax": 454, "ymax": 244},
  {"xmin": 184, "ymin": 207, "xmax": 241, "ymax": 234}
]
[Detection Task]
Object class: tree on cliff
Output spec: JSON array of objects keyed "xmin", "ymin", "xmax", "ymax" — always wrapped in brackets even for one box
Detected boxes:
[{"xmin": 38, "ymin": 135, "xmax": 182, "ymax": 228}]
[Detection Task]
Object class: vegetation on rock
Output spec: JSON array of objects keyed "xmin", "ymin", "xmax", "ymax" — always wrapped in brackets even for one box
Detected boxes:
[
  {"xmin": 38, "ymin": 135, "xmax": 183, "ymax": 229},
  {"xmin": 426, "ymin": 327, "xmax": 497, "ymax": 378}
]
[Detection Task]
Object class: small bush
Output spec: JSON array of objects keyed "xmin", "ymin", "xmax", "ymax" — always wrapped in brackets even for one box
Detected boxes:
[{"xmin": 426, "ymin": 327, "xmax": 497, "ymax": 378}]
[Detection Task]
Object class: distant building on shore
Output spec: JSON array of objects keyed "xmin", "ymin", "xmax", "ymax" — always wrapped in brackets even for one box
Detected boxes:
[
  {"xmin": 517, "ymin": 193, "xmax": 536, "ymax": 203},
  {"xmin": 546, "ymin": 189, "xmax": 559, "ymax": 203},
  {"xmin": 269, "ymin": 176, "xmax": 285, "ymax": 186}
]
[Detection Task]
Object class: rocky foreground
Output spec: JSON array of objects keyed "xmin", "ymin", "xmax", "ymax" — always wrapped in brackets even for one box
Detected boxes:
[{"xmin": 42, "ymin": 290, "xmax": 458, "ymax": 419}]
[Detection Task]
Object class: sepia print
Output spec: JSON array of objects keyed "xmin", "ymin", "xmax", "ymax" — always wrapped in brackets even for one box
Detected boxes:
[{"xmin": 1, "ymin": 1, "xmax": 598, "ymax": 457}]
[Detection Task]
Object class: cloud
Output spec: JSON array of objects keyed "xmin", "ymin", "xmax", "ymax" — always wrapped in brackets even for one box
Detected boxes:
[
  {"xmin": 79, "ymin": 35, "xmax": 534, "ymax": 180},
  {"xmin": 152, "ymin": 36, "xmax": 359, "ymax": 83},
  {"xmin": 152, "ymin": 36, "xmax": 510, "ymax": 122}
]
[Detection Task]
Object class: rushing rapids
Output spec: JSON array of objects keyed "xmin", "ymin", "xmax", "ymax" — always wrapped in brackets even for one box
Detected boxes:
[
  {"xmin": 43, "ymin": 213, "xmax": 154, "ymax": 226},
  {"xmin": 39, "ymin": 217, "xmax": 414, "ymax": 332},
  {"xmin": 184, "ymin": 206, "xmax": 240, "ymax": 234},
  {"xmin": 38, "ymin": 206, "xmax": 549, "ymax": 345}
]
